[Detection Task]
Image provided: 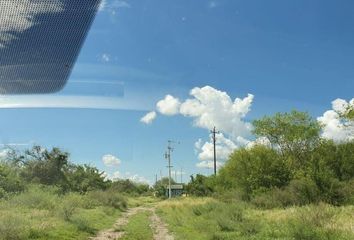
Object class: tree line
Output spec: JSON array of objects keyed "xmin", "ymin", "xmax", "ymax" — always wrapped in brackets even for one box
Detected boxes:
[
  {"xmin": 185, "ymin": 110, "xmax": 354, "ymax": 208},
  {"xmin": 0, "ymin": 146, "xmax": 150, "ymax": 198}
]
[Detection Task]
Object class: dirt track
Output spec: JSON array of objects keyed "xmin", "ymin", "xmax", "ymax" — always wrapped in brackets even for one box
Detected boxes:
[{"xmin": 90, "ymin": 206, "xmax": 174, "ymax": 240}]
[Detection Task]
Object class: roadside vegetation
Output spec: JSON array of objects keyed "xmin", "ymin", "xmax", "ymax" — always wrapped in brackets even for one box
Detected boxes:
[
  {"xmin": 157, "ymin": 198, "xmax": 354, "ymax": 240},
  {"xmin": 0, "ymin": 146, "xmax": 150, "ymax": 240},
  {"xmin": 157, "ymin": 110, "xmax": 354, "ymax": 240},
  {"xmin": 0, "ymin": 109, "xmax": 353, "ymax": 240}
]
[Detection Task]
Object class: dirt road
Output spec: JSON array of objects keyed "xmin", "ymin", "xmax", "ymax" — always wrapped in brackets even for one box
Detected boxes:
[{"xmin": 90, "ymin": 206, "xmax": 174, "ymax": 240}]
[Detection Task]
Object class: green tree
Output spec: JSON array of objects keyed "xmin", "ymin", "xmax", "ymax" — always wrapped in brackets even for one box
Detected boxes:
[
  {"xmin": 21, "ymin": 146, "xmax": 69, "ymax": 186},
  {"xmin": 253, "ymin": 110, "xmax": 321, "ymax": 167},
  {"xmin": 65, "ymin": 164, "xmax": 109, "ymax": 193},
  {"xmin": 154, "ymin": 177, "xmax": 176, "ymax": 197},
  {"xmin": 219, "ymin": 146, "xmax": 291, "ymax": 197},
  {"xmin": 186, "ymin": 174, "xmax": 214, "ymax": 196},
  {"xmin": 110, "ymin": 179, "xmax": 150, "ymax": 195},
  {"xmin": 0, "ymin": 163, "xmax": 25, "ymax": 197}
]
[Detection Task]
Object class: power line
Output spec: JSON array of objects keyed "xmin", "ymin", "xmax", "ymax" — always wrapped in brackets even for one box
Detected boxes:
[{"xmin": 210, "ymin": 126, "xmax": 220, "ymax": 175}]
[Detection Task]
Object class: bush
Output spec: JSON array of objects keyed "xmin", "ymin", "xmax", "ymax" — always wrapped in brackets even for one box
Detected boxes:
[
  {"xmin": 288, "ymin": 204, "xmax": 340, "ymax": 240},
  {"xmin": 218, "ymin": 146, "xmax": 291, "ymax": 198},
  {"xmin": 58, "ymin": 193, "xmax": 85, "ymax": 221},
  {"xmin": 285, "ymin": 177, "xmax": 320, "ymax": 205},
  {"xmin": 11, "ymin": 185, "xmax": 58, "ymax": 210},
  {"xmin": 252, "ymin": 177, "xmax": 321, "ymax": 208},
  {"xmin": 0, "ymin": 163, "xmax": 25, "ymax": 196},
  {"xmin": 186, "ymin": 174, "xmax": 215, "ymax": 196},
  {"xmin": 87, "ymin": 190, "xmax": 127, "ymax": 210},
  {"xmin": 0, "ymin": 212, "xmax": 28, "ymax": 240},
  {"xmin": 340, "ymin": 179, "xmax": 354, "ymax": 205},
  {"xmin": 71, "ymin": 215, "xmax": 96, "ymax": 234}
]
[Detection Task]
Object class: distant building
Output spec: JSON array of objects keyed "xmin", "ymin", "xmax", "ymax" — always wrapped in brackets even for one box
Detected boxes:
[{"xmin": 165, "ymin": 184, "xmax": 184, "ymax": 197}]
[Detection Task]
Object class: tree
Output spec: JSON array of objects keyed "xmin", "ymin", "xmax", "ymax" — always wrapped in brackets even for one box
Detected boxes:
[
  {"xmin": 186, "ymin": 174, "xmax": 214, "ymax": 196},
  {"xmin": 110, "ymin": 179, "xmax": 150, "ymax": 195},
  {"xmin": 253, "ymin": 110, "xmax": 321, "ymax": 166},
  {"xmin": 21, "ymin": 146, "xmax": 69, "ymax": 186},
  {"xmin": 219, "ymin": 146, "xmax": 291, "ymax": 197},
  {"xmin": 65, "ymin": 164, "xmax": 109, "ymax": 193},
  {"xmin": 0, "ymin": 162, "xmax": 25, "ymax": 197},
  {"xmin": 154, "ymin": 177, "xmax": 175, "ymax": 197}
]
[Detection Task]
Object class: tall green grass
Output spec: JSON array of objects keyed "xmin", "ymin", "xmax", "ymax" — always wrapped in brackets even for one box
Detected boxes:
[
  {"xmin": 157, "ymin": 198, "xmax": 354, "ymax": 240},
  {"xmin": 0, "ymin": 185, "xmax": 127, "ymax": 240}
]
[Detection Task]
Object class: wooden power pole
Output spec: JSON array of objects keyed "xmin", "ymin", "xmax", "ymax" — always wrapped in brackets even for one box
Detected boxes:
[{"xmin": 210, "ymin": 126, "xmax": 219, "ymax": 175}]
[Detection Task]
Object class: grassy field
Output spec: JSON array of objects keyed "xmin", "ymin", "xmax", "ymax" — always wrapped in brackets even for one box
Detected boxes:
[
  {"xmin": 156, "ymin": 197, "xmax": 354, "ymax": 240},
  {"xmin": 0, "ymin": 186, "xmax": 126, "ymax": 240}
]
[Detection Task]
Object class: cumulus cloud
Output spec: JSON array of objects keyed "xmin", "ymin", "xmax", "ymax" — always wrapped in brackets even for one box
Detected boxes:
[
  {"xmin": 142, "ymin": 86, "xmax": 254, "ymax": 139},
  {"xmin": 156, "ymin": 95, "xmax": 181, "ymax": 115},
  {"xmin": 0, "ymin": 0, "xmax": 64, "ymax": 48},
  {"xmin": 106, "ymin": 171, "xmax": 150, "ymax": 184},
  {"xmin": 99, "ymin": 0, "xmax": 130, "ymax": 15},
  {"xmin": 102, "ymin": 154, "xmax": 121, "ymax": 167},
  {"xmin": 245, "ymin": 137, "xmax": 272, "ymax": 149},
  {"xmin": 140, "ymin": 111, "xmax": 157, "ymax": 124},
  {"xmin": 140, "ymin": 86, "xmax": 255, "ymax": 169},
  {"xmin": 196, "ymin": 160, "xmax": 223, "ymax": 169},
  {"xmin": 318, "ymin": 98, "xmax": 354, "ymax": 142},
  {"xmin": 195, "ymin": 133, "xmax": 239, "ymax": 169}
]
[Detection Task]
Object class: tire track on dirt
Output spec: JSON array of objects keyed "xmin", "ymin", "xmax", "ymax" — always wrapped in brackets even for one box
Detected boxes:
[{"xmin": 90, "ymin": 206, "xmax": 174, "ymax": 240}]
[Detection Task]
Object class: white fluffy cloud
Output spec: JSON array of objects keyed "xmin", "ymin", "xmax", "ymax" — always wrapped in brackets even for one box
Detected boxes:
[
  {"xmin": 98, "ymin": 0, "xmax": 130, "ymax": 15},
  {"xmin": 106, "ymin": 171, "xmax": 150, "ymax": 184},
  {"xmin": 140, "ymin": 111, "xmax": 157, "ymax": 124},
  {"xmin": 156, "ymin": 95, "xmax": 181, "ymax": 115},
  {"xmin": 180, "ymin": 86, "xmax": 254, "ymax": 138},
  {"xmin": 102, "ymin": 154, "xmax": 121, "ymax": 167},
  {"xmin": 196, "ymin": 160, "xmax": 223, "ymax": 169},
  {"xmin": 194, "ymin": 133, "xmax": 239, "ymax": 169},
  {"xmin": 0, "ymin": 0, "xmax": 63, "ymax": 48},
  {"xmin": 140, "ymin": 86, "xmax": 255, "ymax": 170},
  {"xmin": 141, "ymin": 86, "xmax": 254, "ymax": 140},
  {"xmin": 318, "ymin": 98, "xmax": 354, "ymax": 142},
  {"xmin": 245, "ymin": 137, "xmax": 272, "ymax": 149}
]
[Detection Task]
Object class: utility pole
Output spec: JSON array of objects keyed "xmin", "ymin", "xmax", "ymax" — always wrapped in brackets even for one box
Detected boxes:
[
  {"xmin": 155, "ymin": 174, "xmax": 158, "ymax": 186},
  {"xmin": 180, "ymin": 167, "xmax": 183, "ymax": 183},
  {"xmin": 164, "ymin": 140, "xmax": 179, "ymax": 199},
  {"xmin": 210, "ymin": 126, "xmax": 219, "ymax": 175},
  {"xmin": 164, "ymin": 140, "xmax": 173, "ymax": 199}
]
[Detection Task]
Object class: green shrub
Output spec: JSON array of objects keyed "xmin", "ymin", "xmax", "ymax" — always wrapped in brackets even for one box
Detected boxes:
[
  {"xmin": 0, "ymin": 212, "xmax": 28, "ymax": 240},
  {"xmin": 87, "ymin": 190, "xmax": 127, "ymax": 210},
  {"xmin": 58, "ymin": 193, "xmax": 84, "ymax": 221},
  {"xmin": 252, "ymin": 177, "xmax": 321, "ymax": 209},
  {"xmin": 285, "ymin": 177, "xmax": 320, "ymax": 205},
  {"xmin": 11, "ymin": 185, "xmax": 58, "ymax": 209},
  {"xmin": 286, "ymin": 203, "xmax": 342, "ymax": 240},
  {"xmin": 71, "ymin": 215, "xmax": 96, "ymax": 234},
  {"xmin": 341, "ymin": 179, "xmax": 354, "ymax": 204},
  {"xmin": 216, "ymin": 217, "xmax": 235, "ymax": 232}
]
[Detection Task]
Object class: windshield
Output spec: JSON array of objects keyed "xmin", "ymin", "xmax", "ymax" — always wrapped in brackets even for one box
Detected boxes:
[
  {"xmin": 1, "ymin": 0, "xmax": 354, "ymax": 182},
  {"xmin": 1, "ymin": 0, "xmax": 353, "ymax": 183}
]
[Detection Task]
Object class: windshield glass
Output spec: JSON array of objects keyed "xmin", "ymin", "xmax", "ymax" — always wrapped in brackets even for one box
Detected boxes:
[{"xmin": 0, "ymin": 0, "xmax": 353, "ymax": 188}]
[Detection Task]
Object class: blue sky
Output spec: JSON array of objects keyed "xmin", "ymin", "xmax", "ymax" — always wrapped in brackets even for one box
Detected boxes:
[{"xmin": 0, "ymin": 0, "xmax": 353, "ymax": 184}]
